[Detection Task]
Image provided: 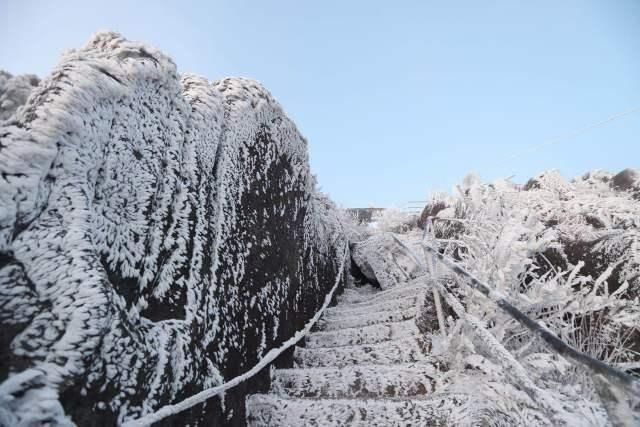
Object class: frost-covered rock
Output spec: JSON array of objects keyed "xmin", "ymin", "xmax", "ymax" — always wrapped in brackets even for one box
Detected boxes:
[
  {"xmin": 611, "ymin": 168, "xmax": 640, "ymax": 200},
  {"xmin": 0, "ymin": 70, "xmax": 39, "ymax": 121},
  {"xmin": 0, "ymin": 32, "xmax": 348, "ymax": 425},
  {"xmin": 351, "ymin": 233, "xmax": 423, "ymax": 290}
]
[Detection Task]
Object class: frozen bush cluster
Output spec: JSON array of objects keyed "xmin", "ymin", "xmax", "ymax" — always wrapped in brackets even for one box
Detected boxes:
[
  {"xmin": 0, "ymin": 70, "xmax": 40, "ymax": 122},
  {"xmin": 416, "ymin": 169, "xmax": 640, "ymax": 424}
]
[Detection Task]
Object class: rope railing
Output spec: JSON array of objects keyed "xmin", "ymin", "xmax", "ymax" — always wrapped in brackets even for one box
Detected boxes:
[{"xmin": 122, "ymin": 243, "xmax": 349, "ymax": 427}]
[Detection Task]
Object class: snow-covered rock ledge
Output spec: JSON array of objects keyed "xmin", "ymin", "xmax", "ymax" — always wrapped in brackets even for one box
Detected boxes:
[{"xmin": 0, "ymin": 32, "xmax": 349, "ymax": 425}]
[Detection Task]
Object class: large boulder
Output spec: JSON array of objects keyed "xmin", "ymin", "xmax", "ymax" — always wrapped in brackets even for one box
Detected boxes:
[
  {"xmin": 351, "ymin": 233, "xmax": 423, "ymax": 290},
  {"xmin": 0, "ymin": 32, "xmax": 348, "ymax": 426}
]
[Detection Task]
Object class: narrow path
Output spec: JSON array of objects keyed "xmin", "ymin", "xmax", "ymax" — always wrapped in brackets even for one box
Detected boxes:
[{"xmin": 246, "ymin": 280, "xmax": 461, "ymax": 426}]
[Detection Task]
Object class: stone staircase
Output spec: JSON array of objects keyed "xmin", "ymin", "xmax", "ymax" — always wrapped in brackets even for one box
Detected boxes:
[{"xmin": 245, "ymin": 281, "xmax": 463, "ymax": 426}]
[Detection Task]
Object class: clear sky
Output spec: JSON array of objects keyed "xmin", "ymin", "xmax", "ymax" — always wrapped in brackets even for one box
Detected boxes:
[{"xmin": 1, "ymin": 1, "xmax": 639, "ymax": 207}]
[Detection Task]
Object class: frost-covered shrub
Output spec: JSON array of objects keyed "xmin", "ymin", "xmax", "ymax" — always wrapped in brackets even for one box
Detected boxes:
[
  {"xmin": 0, "ymin": 70, "xmax": 39, "ymax": 121},
  {"xmin": 417, "ymin": 197, "xmax": 447, "ymax": 229},
  {"xmin": 370, "ymin": 208, "xmax": 418, "ymax": 233},
  {"xmin": 421, "ymin": 170, "xmax": 640, "ymax": 424}
]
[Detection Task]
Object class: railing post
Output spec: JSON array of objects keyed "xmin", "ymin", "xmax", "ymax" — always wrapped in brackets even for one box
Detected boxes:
[
  {"xmin": 432, "ymin": 288, "xmax": 447, "ymax": 337},
  {"xmin": 423, "ymin": 217, "xmax": 447, "ymax": 337}
]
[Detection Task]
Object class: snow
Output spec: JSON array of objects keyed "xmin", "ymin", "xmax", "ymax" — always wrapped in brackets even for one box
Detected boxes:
[{"xmin": 245, "ymin": 277, "xmax": 456, "ymax": 426}]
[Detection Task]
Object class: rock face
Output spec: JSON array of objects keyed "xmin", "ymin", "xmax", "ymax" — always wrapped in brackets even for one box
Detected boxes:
[
  {"xmin": 0, "ymin": 70, "xmax": 40, "ymax": 121},
  {"xmin": 0, "ymin": 32, "xmax": 348, "ymax": 426},
  {"xmin": 351, "ymin": 233, "xmax": 422, "ymax": 290}
]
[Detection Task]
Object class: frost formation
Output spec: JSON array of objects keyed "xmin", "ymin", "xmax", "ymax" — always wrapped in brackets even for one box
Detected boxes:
[
  {"xmin": 0, "ymin": 70, "xmax": 39, "ymax": 122},
  {"xmin": 0, "ymin": 32, "xmax": 348, "ymax": 425}
]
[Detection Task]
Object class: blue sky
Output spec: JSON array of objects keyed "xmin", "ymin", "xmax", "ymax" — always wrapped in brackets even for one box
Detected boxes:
[{"xmin": 1, "ymin": 1, "xmax": 639, "ymax": 207}]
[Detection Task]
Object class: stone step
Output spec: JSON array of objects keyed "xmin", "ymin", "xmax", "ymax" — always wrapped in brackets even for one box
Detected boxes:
[
  {"xmin": 271, "ymin": 363, "xmax": 438, "ymax": 399},
  {"xmin": 337, "ymin": 281, "xmax": 429, "ymax": 306},
  {"xmin": 317, "ymin": 306, "xmax": 416, "ymax": 331},
  {"xmin": 337, "ymin": 285, "xmax": 378, "ymax": 302},
  {"xmin": 246, "ymin": 395, "xmax": 466, "ymax": 427},
  {"xmin": 305, "ymin": 319, "xmax": 419, "ymax": 349},
  {"xmin": 294, "ymin": 336, "xmax": 431, "ymax": 368},
  {"xmin": 324, "ymin": 295, "xmax": 418, "ymax": 319}
]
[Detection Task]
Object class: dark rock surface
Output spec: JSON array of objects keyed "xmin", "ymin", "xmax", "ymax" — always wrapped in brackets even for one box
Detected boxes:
[{"xmin": 0, "ymin": 32, "xmax": 348, "ymax": 426}]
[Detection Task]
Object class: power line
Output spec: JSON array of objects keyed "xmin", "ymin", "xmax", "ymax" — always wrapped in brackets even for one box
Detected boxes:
[{"xmin": 498, "ymin": 106, "xmax": 640, "ymax": 168}]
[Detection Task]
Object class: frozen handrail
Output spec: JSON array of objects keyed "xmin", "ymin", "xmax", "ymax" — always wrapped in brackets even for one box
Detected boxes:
[{"xmin": 122, "ymin": 243, "xmax": 349, "ymax": 427}]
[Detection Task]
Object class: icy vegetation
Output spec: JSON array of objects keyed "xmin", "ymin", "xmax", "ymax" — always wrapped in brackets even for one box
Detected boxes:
[
  {"xmin": 0, "ymin": 70, "xmax": 39, "ymax": 122},
  {"xmin": 412, "ymin": 169, "xmax": 640, "ymax": 424},
  {"xmin": 0, "ymin": 32, "xmax": 349, "ymax": 425}
]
